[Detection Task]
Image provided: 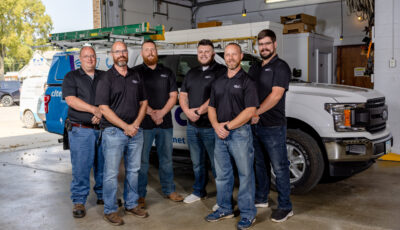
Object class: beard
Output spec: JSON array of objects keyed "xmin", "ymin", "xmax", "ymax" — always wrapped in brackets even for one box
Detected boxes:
[
  {"xmin": 226, "ymin": 61, "xmax": 240, "ymax": 70},
  {"xmin": 114, "ymin": 56, "xmax": 128, "ymax": 67},
  {"xmin": 260, "ymin": 48, "xmax": 275, "ymax": 60},
  {"xmin": 199, "ymin": 54, "xmax": 214, "ymax": 66},
  {"xmin": 143, "ymin": 55, "xmax": 158, "ymax": 66}
]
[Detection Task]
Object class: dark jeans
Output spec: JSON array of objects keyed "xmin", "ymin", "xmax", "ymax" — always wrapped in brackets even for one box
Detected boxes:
[
  {"xmin": 68, "ymin": 126, "xmax": 103, "ymax": 205},
  {"xmin": 186, "ymin": 124, "xmax": 216, "ymax": 197},
  {"xmin": 253, "ymin": 125, "xmax": 292, "ymax": 210}
]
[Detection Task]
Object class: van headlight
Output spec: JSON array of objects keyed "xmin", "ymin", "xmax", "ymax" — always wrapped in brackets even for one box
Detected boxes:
[{"xmin": 325, "ymin": 103, "xmax": 366, "ymax": 132}]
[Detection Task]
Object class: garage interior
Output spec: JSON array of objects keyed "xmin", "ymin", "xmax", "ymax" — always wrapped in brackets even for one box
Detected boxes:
[{"xmin": 1, "ymin": 0, "xmax": 399, "ymax": 229}]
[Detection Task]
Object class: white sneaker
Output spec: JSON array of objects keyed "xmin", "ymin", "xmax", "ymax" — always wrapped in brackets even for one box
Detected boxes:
[
  {"xmin": 183, "ymin": 194, "xmax": 201, "ymax": 204},
  {"xmin": 255, "ymin": 201, "xmax": 269, "ymax": 208},
  {"xmin": 212, "ymin": 203, "xmax": 219, "ymax": 211}
]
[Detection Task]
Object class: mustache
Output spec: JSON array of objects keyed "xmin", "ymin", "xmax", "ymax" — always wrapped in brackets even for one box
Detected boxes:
[{"xmin": 261, "ymin": 48, "xmax": 271, "ymax": 53}]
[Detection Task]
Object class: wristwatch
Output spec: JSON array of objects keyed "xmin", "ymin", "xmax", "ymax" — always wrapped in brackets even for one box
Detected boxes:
[{"xmin": 224, "ymin": 124, "xmax": 230, "ymax": 131}]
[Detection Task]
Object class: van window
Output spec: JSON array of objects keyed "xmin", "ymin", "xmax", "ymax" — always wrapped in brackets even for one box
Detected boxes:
[{"xmin": 177, "ymin": 55, "xmax": 198, "ymax": 87}]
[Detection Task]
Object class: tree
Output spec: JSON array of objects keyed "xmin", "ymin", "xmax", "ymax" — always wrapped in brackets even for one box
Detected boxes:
[{"xmin": 0, "ymin": 0, "xmax": 52, "ymax": 80}]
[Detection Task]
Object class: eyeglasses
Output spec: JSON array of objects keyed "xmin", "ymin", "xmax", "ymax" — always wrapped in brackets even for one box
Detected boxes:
[
  {"xmin": 81, "ymin": 55, "xmax": 96, "ymax": 59},
  {"xmin": 258, "ymin": 41, "xmax": 273, "ymax": 46},
  {"xmin": 112, "ymin": 50, "xmax": 128, "ymax": 55}
]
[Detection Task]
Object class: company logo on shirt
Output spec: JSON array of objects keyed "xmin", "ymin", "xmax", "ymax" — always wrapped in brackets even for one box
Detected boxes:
[
  {"xmin": 264, "ymin": 68, "xmax": 272, "ymax": 72},
  {"xmin": 233, "ymin": 84, "xmax": 242, "ymax": 89},
  {"xmin": 204, "ymin": 75, "xmax": 212, "ymax": 79},
  {"xmin": 132, "ymin": 80, "xmax": 139, "ymax": 84},
  {"xmin": 160, "ymin": 74, "xmax": 168, "ymax": 78}
]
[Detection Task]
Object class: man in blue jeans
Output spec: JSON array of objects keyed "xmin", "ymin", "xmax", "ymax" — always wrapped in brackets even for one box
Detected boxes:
[
  {"xmin": 135, "ymin": 40, "xmax": 184, "ymax": 207},
  {"xmin": 206, "ymin": 43, "xmax": 259, "ymax": 230},
  {"xmin": 248, "ymin": 29, "xmax": 293, "ymax": 222},
  {"xmin": 96, "ymin": 41, "xmax": 148, "ymax": 226},
  {"xmin": 179, "ymin": 39, "xmax": 226, "ymax": 204},
  {"xmin": 62, "ymin": 46, "xmax": 104, "ymax": 218}
]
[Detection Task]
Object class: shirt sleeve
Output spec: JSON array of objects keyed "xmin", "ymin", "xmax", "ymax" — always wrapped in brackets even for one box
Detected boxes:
[
  {"xmin": 95, "ymin": 72, "xmax": 110, "ymax": 106},
  {"xmin": 62, "ymin": 72, "xmax": 77, "ymax": 99},
  {"xmin": 180, "ymin": 71, "xmax": 189, "ymax": 93},
  {"xmin": 273, "ymin": 61, "xmax": 291, "ymax": 91},
  {"xmin": 168, "ymin": 69, "xmax": 178, "ymax": 93},
  {"xmin": 244, "ymin": 77, "xmax": 259, "ymax": 108}
]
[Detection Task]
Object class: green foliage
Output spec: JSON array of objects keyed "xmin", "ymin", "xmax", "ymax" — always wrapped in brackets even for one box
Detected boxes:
[{"xmin": 0, "ymin": 0, "xmax": 52, "ymax": 76}]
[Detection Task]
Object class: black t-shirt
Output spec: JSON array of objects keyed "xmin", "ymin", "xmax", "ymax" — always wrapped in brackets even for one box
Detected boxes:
[
  {"xmin": 248, "ymin": 55, "xmax": 290, "ymax": 127},
  {"xmin": 181, "ymin": 61, "xmax": 226, "ymax": 128},
  {"xmin": 95, "ymin": 66, "xmax": 147, "ymax": 129},
  {"xmin": 134, "ymin": 63, "xmax": 178, "ymax": 129},
  {"xmin": 62, "ymin": 68, "xmax": 104, "ymax": 124},
  {"xmin": 209, "ymin": 68, "xmax": 259, "ymax": 123}
]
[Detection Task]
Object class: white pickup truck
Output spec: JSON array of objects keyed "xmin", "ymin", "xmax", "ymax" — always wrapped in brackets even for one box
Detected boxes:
[{"xmin": 44, "ymin": 47, "xmax": 393, "ymax": 194}]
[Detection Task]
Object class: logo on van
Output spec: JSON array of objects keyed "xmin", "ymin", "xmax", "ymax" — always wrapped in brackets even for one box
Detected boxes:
[
  {"xmin": 105, "ymin": 57, "xmax": 113, "ymax": 69},
  {"xmin": 51, "ymin": 90, "xmax": 62, "ymax": 98},
  {"xmin": 74, "ymin": 59, "xmax": 81, "ymax": 68},
  {"xmin": 174, "ymin": 107, "xmax": 187, "ymax": 126}
]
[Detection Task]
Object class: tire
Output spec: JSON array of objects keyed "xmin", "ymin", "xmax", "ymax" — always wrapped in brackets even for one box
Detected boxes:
[
  {"xmin": 1, "ymin": 95, "xmax": 14, "ymax": 107},
  {"xmin": 271, "ymin": 129, "xmax": 324, "ymax": 194},
  {"xmin": 23, "ymin": 110, "xmax": 37, "ymax": 128}
]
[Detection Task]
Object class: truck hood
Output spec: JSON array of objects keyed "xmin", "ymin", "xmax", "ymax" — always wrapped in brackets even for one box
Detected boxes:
[{"xmin": 289, "ymin": 82, "xmax": 384, "ymax": 102}]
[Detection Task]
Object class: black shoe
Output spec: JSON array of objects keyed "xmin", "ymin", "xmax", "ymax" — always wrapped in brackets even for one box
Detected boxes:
[
  {"xmin": 97, "ymin": 198, "xmax": 122, "ymax": 206},
  {"xmin": 271, "ymin": 209, "xmax": 293, "ymax": 223},
  {"xmin": 97, "ymin": 199, "xmax": 104, "ymax": 205},
  {"xmin": 72, "ymin": 204, "xmax": 86, "ymax": 218}
]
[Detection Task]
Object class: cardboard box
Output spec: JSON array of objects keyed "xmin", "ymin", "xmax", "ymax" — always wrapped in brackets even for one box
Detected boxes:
[
  {"xmin": 281, "ymin": 13, "xmax": 317, "ymax": 25},
  {"xmin": 197, "ymin": 21, "xmax": 222, "ymax": 28},
  {"xmin": 283, "ymin": 23, "xmax": 315, "ymax": 34}
]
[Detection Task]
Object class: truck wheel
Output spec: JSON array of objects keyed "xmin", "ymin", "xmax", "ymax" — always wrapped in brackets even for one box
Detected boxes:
[
  {"xmin": 23, "ymin": 110, "xmax": 37, "ymax": 128},
  {"xmin": 1, "ymin": 95, "xmax": 14, "ymax": 107},
  {"xmin": 271, "ymin": 129, "xmax": 324, "ymax": 194}
]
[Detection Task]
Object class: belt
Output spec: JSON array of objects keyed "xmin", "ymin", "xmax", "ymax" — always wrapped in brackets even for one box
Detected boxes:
[{"xmin": 71, "ymin": 123, "xmax": 100, "ymax": 130}]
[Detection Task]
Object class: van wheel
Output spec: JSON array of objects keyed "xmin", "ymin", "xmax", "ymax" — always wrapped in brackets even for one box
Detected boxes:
[
  {"xmin": 1, "ymin": 95, "xmax": 13, "ymax": 107},
  {"xmin": 271, "ymin": 129, "xmax": 324, "ymax": 194},
  {"xmin": 23, "ymin": 110, "xmax": 37, "ymax": 128}
]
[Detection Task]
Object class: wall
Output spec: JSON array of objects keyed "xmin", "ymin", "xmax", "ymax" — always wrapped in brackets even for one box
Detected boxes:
[
  {"xmin": 101, "ymin": 0, "xmax": 192, "ymax": 30},
  {"xmin": 195, "ymin": 0, "xmax": 368, "ymax": 46},
  {"xmin": 374, "ymin": 0, "xmax": 400, "ymax": 154}
]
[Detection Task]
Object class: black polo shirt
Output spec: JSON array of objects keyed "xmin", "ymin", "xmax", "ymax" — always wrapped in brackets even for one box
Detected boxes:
[
  {"xmin": 95, "ymin": 66, "xmax": 147, "ymax": 129},
  {"xmin": 248, "ymin": 55, "xmax": 290, "ymax": 127},
  {"xmin": 181, "ymin": 61, "xmax": 226, "ymax": 128},
  {"xmin": 62, "ymin": 68, "xmax": 104, "ymax": 124},
  {"xmin": 134, "ymin": 63, "xmax": 178, "ymax": 129},
  {"xmin": 209, "ymin": 68, "xmax": 259, "ymax": 123}
]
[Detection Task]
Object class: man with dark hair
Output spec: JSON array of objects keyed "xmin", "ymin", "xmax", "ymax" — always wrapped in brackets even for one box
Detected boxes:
[
  {"xmin": 179, "ymin": 39, "xmax": 226, "ymax": 204},
  {"xmin": 62, "ymin": 46, "xmax": 104, "ymax": 218},
  {"xmin": 96, "ymin": 41, "xmax": 149, "ymax": 226},
  {"xmin": 205, "ymin": 43, "xmax": 259, "ymax": 230},
  {"xmin": 136, "ymin": 39, "xmax": 184, "ymax": 208},
  {"xmin": 249, "ymin": 29, "xmax": 293, "ymax": 222}
]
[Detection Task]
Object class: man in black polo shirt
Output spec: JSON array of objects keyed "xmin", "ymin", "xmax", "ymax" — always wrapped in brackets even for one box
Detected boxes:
[
  {"xmin": 179, "ymin": 39, "xmax": 226, "ymax": 204},
  {"xmin": 135, "ymin": 39, "xmax": 183, "ymax": 207},
  {"xmin": 96, "ymin": 41, "xmax": 148, "ymax": 226},
  {"xmin": 62, "ymin": 46, "xmax": 104, "ymax": 218},
  {"xmin": 248, "ymin": 29, "xmax": 293, "ymax": 222},
  {"xmin": 205, "ymin": 43, "xmax": 259, "ymax": 230}
]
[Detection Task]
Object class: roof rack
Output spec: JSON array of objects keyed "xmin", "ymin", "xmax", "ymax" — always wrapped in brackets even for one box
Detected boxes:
[{"xmin": 49, "ymin": 22, "xmax": 165, "ymax": 49}]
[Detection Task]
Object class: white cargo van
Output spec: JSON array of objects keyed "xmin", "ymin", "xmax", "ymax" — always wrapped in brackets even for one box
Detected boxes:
[{"xmin": 19, "ymin": 76, "xmax": 47, "ymax": 128}]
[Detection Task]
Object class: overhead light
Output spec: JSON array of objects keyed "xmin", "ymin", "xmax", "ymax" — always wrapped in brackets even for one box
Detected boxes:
[
  {"xmin": 265, "ymin": 0, "xmax": 287, "ymax": 3},
  {"xmin": 340, "ymin": 0, "xmax": 344, "ymax": 41},
  {"xmin": 340, "ymin": 35, "xmax": 343, "ymax": 40},
  {"xmin": 242, "ymin": 0, "xmax": 247, "ymax": 17},
  {"xmin": 357, "ymin": 16, "xmax": 362, "ymax": 21}
]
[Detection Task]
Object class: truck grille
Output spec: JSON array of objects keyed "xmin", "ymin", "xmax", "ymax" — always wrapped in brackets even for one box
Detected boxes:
[{"xmin": 354, "ymin": 97, "xmax": 387, "ymax": 133}]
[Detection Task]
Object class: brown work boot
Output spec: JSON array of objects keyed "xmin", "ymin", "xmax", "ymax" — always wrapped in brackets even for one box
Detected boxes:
[
  {"xmin": 72, "ymin": 204, "xmax": 86, "ymax": 218},
  {"xmin": 125, "ymin": 206, "xmax": 149, "ymax": 218},
  {"xmin": 104, "ymin": 212, "xmax": 124, "ymax": 226},
  {"xmin": 166, "ymin": 192, "xmax": 184, "ymax": 202},
  {"xmin": 137, "ymin": 197, "xmax": 145, "ymax": 209}
]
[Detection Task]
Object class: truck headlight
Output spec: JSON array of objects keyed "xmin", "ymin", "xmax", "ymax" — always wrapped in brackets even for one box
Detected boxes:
[{"xmin": 325, "ymin": 103, "xmax": 366, "ymax": 132}]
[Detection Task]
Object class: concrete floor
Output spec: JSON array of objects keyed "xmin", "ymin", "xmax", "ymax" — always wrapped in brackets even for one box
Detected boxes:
[{"xmin": 0, "ymin": 145, "xmax": 399, "ymax": 230}]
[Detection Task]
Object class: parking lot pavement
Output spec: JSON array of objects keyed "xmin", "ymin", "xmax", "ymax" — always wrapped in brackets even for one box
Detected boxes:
[{"xmin": 0, "ymin": 106, "xmax": 60, "ymax": 153}]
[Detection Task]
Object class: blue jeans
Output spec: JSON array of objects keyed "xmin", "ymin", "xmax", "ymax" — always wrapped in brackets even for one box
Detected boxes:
[
  {"xmin": 102, "ymin": 127, "xmax": 143, "ymax": 214},
  {"xmin": 187, "ymin": 124, "xmax": 216, "ymax": 197},
  {"xmin": 214, "ymin": 124, "xmax": 256, "ymax": 220},
  {"xmin": 253, "ymin": 125, "xmax": 292, "ymax": 210},
  {"xmin": 68, "ymin": 126, "xmax": 103, "ymax": 205},
  {"xmin": 138, "ymin": 128, "xmax": 175, "ymax": 197}
]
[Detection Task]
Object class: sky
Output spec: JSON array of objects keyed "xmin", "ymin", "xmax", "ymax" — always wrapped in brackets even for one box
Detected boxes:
[{"xmin": 41, "ymin": 0, "xmax": 93, "ymax": 34}]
